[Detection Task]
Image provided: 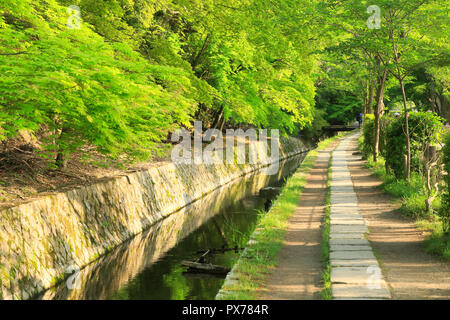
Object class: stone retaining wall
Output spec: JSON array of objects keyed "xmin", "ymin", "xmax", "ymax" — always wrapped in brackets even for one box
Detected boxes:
[{"xmin": 0, "ymin": 137, "xmax": 308, "ymax": 300}]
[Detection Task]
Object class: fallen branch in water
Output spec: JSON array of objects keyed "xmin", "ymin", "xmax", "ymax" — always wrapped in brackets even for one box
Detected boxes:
[
  {"xmin": 181, "ymin": 261, "xmax": 231, "ymax": 275},
  {"xmin": 196, "ymin": 246, "xmax": 241, "ymax": 255}
]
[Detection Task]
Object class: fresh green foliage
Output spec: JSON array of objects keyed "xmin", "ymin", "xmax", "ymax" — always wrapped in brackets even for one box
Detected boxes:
[
  {"xmin": 300, "ymin": 108, "xmax": 329, "ymax": 142},
  {"xmin": 318, "ymin": 0, "xmax": 449, "ymax": 173},
  {"xmin": 59, "ymin": 0, "xmax": 322, "ymax": 134},
  {"xmin": 362, "ymin": 151, "xmax": 448, "ymax": 259},
  {"xmin": 361, "ymin": 114, "xmax": 375, "ymax": 159},
  {"xmin": 383, "ymin": 112, "xmax": 444, "ymax": 178},
  {"xmin": 0, "ymin": 0, "xmax": 325, "ymax": 167},
  {"xmin": 423, "ymin": 229, "xmax": 450, "ymax": 260},
  {"xmin": 440, "ymin": 132, "xmax": 450, "ymax": 234},
  {"xmin": 0, "ymin": 0, "xmax": 199, "ymax": 164}
]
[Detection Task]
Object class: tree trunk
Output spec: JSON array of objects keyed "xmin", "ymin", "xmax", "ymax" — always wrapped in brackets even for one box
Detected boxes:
[
  {"xmin": 399, "ymin": 77, "xmax": 411, "ymax": 182},
  {"xmin": 424, "ymin": 146, "xmax": 438, "ymax": 214},
  {"xmin": 425, "ymin": 164, "xmax": 433, "ymax": 214},
  {"xmin": 191, "ymin": 34, "xmax": 211, "ymax": 69},
  {"xmin": 367, "ymin": 82, "xmax": 375, "ymax": 114},
  {"xmin": 219, "ymin": 115, "xmax": 226, "ymax": 132},
  {"xmin": 373, "ymin": 69, "xmax": 388, "ymax": 162},
  {"xmin": 55, "ymin": 127, "xmax": 68, "ymax": 169},
  {"xmin": 55, "ymin": 151, "xmax": 67, "ymax": 169},
  {"xmin": 363, "ymin": 84, "xmax": 368, "ymax": 115},
  {"xmin": 212, "ymin": 107, "xmax": 224, "ymax": 130}
]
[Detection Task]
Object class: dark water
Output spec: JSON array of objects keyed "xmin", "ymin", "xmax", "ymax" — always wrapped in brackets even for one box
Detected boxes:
[{"xmin": 40, "ymin": 155, "xmax": 305, "ymax": 300}]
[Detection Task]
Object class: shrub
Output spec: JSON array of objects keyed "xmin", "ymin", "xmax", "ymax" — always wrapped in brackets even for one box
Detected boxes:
[
  {"xmin": 361, "ymin": 114, "xmax": 375, "ymax": 159},
  {"xmin": 379, "ymin": 115, "xmax": 392, "ymax": 159},
  {"xmin": 441, "ymin": 132, "xmax": 450, "ymax": 234},
  {"xmin": 384, "ymin": 112, "xmax": 444, "ymax": 179},
  {"xmin": 361, "ymin": 114, "xmax": 391, "ymax": 160}
]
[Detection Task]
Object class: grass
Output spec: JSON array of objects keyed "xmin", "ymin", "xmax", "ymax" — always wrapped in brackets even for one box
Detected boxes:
[
  {"xmin": 360, "ymin": 138, "xmax": 449, "ymax": 260},
  {"xmin": 216, "ymin": 133, "xmax": 347, "ymax": 300},
  {"xmin": 418, "ymin": 219, "xmax": 450, "ymax": 259},
  {"xmin": 320, "ymin": 153, "xmax": 333, "ymax": 300}
]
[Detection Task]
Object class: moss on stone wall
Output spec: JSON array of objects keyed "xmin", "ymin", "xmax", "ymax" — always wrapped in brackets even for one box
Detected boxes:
[{"xmin": 0, "ymin": 136, "xmax": 307, "ymax": 300}]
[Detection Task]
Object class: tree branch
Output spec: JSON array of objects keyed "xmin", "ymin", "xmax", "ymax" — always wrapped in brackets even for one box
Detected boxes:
[{"xmin": 0, "ymin": 51, "xmax": 28, "ymax": 56}]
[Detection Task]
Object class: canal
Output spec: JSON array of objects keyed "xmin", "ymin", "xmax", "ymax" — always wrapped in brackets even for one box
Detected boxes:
[{"xmin": 38, "ymin": 154, "xmax": 306, "ymax": 300}]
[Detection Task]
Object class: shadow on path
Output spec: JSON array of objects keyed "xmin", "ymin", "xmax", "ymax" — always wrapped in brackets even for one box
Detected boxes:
[
  {"xmin": 347, "ymin": 135, "xmax": 450, "ymax": 300},
  {"xmin": 259, "ymin": 146, "xmax": 338, "ymax": 300}
]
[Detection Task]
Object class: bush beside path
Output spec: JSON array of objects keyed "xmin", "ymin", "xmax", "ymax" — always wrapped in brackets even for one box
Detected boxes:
[{"xmin": 348, "ymin": 134, "xmax": 450, "ymax": 299}]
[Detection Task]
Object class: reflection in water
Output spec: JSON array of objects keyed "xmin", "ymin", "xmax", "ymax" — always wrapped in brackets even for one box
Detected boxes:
[{"xmin": 39, "ymin": 155, "xmax": 304, "ymax": 300}]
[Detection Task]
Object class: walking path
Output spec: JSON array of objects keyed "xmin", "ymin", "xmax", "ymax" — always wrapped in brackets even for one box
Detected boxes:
[
  {"xmin": 254, "ymin": 132, "xmax": 449, "ymax": 300},
  {"xmin": 260, "ymin": 141, "xmax": 338, "ymax": 299},
  {"xmin": 329, "ymin": 133, "xmax": 391, "ymax": 299},
  {"xmin": 346, "ymin": 135, "xmax": 450, "ymax": 299}
]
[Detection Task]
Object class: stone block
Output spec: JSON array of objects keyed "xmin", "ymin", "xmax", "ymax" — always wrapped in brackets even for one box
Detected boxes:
[
  {"xmin": 330, "ymin": 245, "xmax": 372, "ymax": 252},
  {"xmin": 330, "ymin": 219, "xmax": 365, "ymax": 225},
  {"xmin": 331, "ymin": 259, "xmax": 378, "ymax": 267},
  {"xmin": 330, "ymin": 214, "xmax": 363, "ymax": 220},
  {"xmin": 329, "ymin": 238, "xmax": 370, "ymax": 246},
  {"xmin": 332, "ymin": 284, "xmax": 391, "ymax": 299},
  {"xmin": 330, "ymin": 250, "xmax": 376, "ymax": 260},
  {"xmin": 330, "ymin": 232, "xmax": 365, "ymax": 239},
  {"xmin": 330, "ymin": 225, "xmax": 368, "ymax": 234},
  {"xmin": 331, "ymin": 266, "xmax": 381, "ymax": 284}
]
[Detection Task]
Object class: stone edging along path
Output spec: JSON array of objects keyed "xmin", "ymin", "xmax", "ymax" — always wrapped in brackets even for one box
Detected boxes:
[{"xmin": 329, "ymin": 133, "xmax": 391, "ymax": 299}]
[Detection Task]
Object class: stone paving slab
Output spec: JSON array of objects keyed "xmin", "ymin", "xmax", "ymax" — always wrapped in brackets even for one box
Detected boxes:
[
  {"xmin": 330, "ymin": 219, "xmax": 365, "ymax": 225},
  {"xmin": 331, "ymin": 187, "xmax": 353, "ymax": 191},
  {"xmin": 331, "ymin": 195, "xmax": 358, "ymax": 201},
  {"xmin": 330, "ymin": 202, "xmax": 359, "ymax": 207},
  {"xmin": 330, "ymin": 202, "xmax": 359, "ymax": 208},
  {"xmin": 330, "ymin": 216, "xmax": 364, "ymax": 221},
  {"xmin": 331, "ymin": 185, "xmax": 354, "ymax": 189},
  {"xmin": 330, "ymin": 201, "xmax": 358, "ymax": 207},
  {"xmin": 330, "ymin": 225, "xmax": 368, "ymax": 233},
  {"xmin": 331, "ymin": 267, "xmax": 381, "ymax": 284},
  {"xmin": 331, "ymin": 186, "xmax": 354, "ymax": 192},
  {"xmin": 330, "ymin": 238, "xmax": 370, "ymax": 246},
  {"xmin": 331, "ymin": 205, "xmax": 359, "ymax": 210},
  {"xmin": 330, "ymin": 205, "xmax": 359, "ymax": 210},
  {"xmin": 332, "ymin": 284, "xmax": 391, "ymax": 299},
  {"xmin": 330, "ymin": 214, "xmax": 364, "ymax": 220},
  {"xmin": 330, "ymin": 245, "xmax": 372, "ymax": 252},
  {"xmin": 331, "ymin": 173, "xmax": 352, "ymax": 178},
  {"xmin": 331, "ymin": 177, "xmax": 352, "ymax": 181},
  {"xmin": 330, "ymin": 207, "xmax": 360, "ymax": 215},
  {"xmin": 329, "ymin": 232, "xmax": 365, "ymax": 239},
  {"xmin": 331, "ymin": 259, "xmax": 379, "ymax": 267},
  {"xmin": 333, "ymin": 298, "xmax": 385, "ymax": 300},
  {"xmin": 331, "ymin": 190, "xmax": 356, "ymax": 195},
  {"xmin": 330, "ymin": 250, "xmax": 376, "ymax": 260},
  {"xmin": 329, "ymin": 133, "xmax": 390, "ymax": 300},
  {"xmin": 331, "ymin": 177, "xmax": 352, "ymax": 182}
]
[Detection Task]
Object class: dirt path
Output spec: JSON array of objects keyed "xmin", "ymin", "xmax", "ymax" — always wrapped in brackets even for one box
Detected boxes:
[
  {"xmin": 259, "ymin": 142, "xmax": 337, "ymax": 300},
  {"xmin": 346, "ymin": 134, "xmax": 450, "ymax": 299}
]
